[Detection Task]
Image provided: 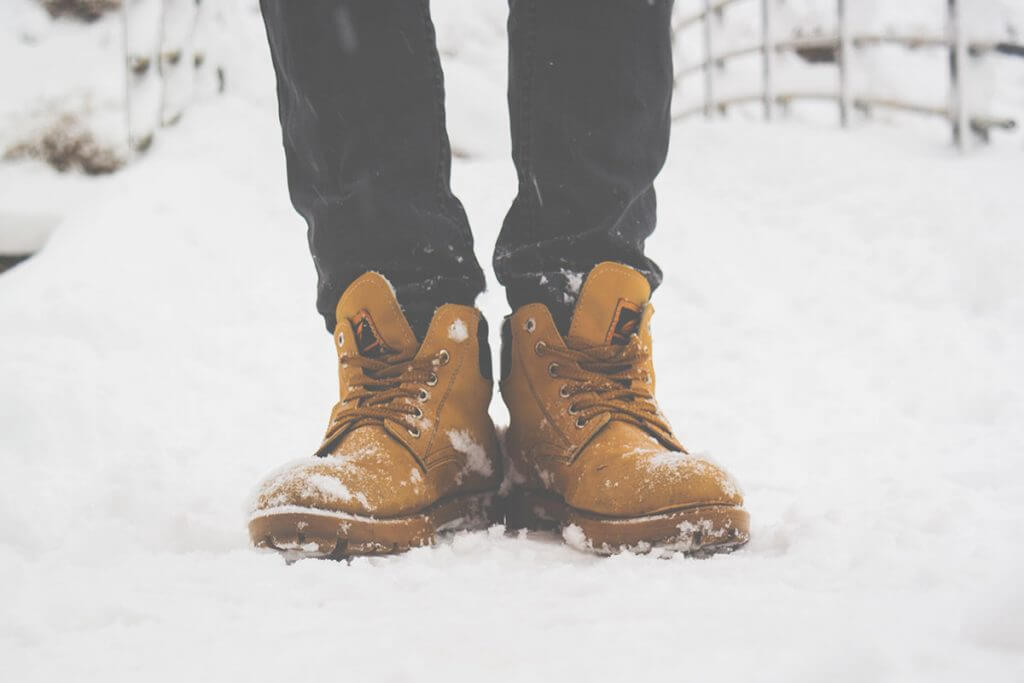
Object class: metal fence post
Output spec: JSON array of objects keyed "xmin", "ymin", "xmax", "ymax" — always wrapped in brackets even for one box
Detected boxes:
[
  {"xmin": 948, "ymin": 0, "xmax": 969, "ymax": 149},
  {"xmin": 762, "ymin": 0, "xmax": 775, "ymax": 121},
  {"xmin": 837, "ymin": 0, "xmax": 853, "ymax": 127},
  {"xmin": 159, "ymin": 0, "xmax": 198, "ymax": 127},
  {"xmin": 702, "ymin": 0, "xmax": 715, "ymax": 118},
  {"xmin": 123, "ymin": 0, "xmax": 163, "ymax": 153}
]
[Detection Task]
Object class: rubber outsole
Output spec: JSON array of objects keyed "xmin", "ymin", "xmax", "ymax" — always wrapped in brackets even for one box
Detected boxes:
[
  {"xmin": 504, "ymin": 488, "xmax": 750, "ymax": 556},
  {"xmin": 249, "ymin": 491, "xmax": 500, "ymax": 560},
  {"xmin": 250, "ymin": 488, "xmax": 748, "ymax": 559}
]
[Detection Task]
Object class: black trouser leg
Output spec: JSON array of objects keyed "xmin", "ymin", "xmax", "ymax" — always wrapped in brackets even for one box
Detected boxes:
[
  {"xmin": 261, "ymin": 0, "xmax": 485, "ymax": 338},
  {"xmin": 496, "ymin": 0, "xmax": 674, "ymax": 331}
]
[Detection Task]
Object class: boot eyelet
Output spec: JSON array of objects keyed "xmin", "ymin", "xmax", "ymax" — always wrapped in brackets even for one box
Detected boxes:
[
  {"xmin": 567, "ymin": 403, "xmax": 578, "ymax": 415},
  {"xmin": 426, "ymin": 373, "xmax": 438, "ymax": 386},
  {"xmin": 413, "ymin": 406, "xmax": 423, "ymax": 419},
  {"xmin": 418, "ymin": 389, "xmax": 429, "ymax": 401},
  {"xmin": 336, "ymin": 332, "xmax": 345, "ymax": 347},
  {"xmin": 525, "ymin": 318, "xmax": 536, "ymax": 333},
  {"xmin": 438, "ymin": 349, "xmax": 450, "ymax": 365},
  {"xmin": 547, "ymin": 362, "xmax": 559, "ymax": 377},
  {"xmin": 408, "ymin": 426, "xmax": 421, "ymax": 438},
  {"xmin": 559, "ymin": 385, "xmax": 570, "ymax": 398},
  {"xmin": 534, "ymin": 341, "xmax": 547, "ymax": 355},
  {"xmin": 575, "ymin": 417, "xmax": 587, "ymax": 429}
]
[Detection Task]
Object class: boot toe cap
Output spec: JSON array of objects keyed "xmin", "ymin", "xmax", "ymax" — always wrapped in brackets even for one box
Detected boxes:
[
  {"xmin": 251, "ymin": 453, "xmax": 429, "ymax": 518},
  {"xmin": 567, "ymin": 449, "xmax": 744, "ymax": 518}
]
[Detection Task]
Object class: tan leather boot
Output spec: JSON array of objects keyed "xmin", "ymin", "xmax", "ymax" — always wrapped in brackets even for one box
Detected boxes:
[
  {"xmin": 249, "ymin": 272, "xmax": 502, "ymax": 558},
  {"xmin": 501, "ymin": 262, "xmax": 749, "ymax": 555}
]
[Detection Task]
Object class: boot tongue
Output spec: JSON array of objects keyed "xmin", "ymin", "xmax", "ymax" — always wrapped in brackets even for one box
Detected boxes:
[
  {"xmin": 566, "ymin": 262, "xmax": 651, "ymax": 348},
  {"xmin": 335, "ymin": 272, "xmax": 419, "ymax": 358}
]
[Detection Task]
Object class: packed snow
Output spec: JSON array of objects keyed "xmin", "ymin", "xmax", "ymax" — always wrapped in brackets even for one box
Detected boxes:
[
  {"xmin": 448, "ymin": 428, "xmax": 494, "ymax": 480},
  {"xmin": 305, "ymin": 474, "xmax": 362, "ymax": 507},
  {"xmin": 2, "ymin": 1, "xmax": 1024, "ymax": 682},
  {"xmin": 448, "ymin": 318, "xmax": 469, "ymax": 342}
]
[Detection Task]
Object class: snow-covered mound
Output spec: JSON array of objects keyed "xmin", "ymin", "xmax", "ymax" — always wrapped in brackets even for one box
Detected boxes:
[{"xmin": 1, "ymin": 2, "xmax": 1023, "ymax": 681}]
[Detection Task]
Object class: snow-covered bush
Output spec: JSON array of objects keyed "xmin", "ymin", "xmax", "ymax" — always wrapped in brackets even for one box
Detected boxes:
[
  {"xmin": 4, "ymin": 112, "xmax": 124, "ymax": 174},
  {"xmin": 38, "ymin": 0, "xmax": 121, "ymax": 22}
]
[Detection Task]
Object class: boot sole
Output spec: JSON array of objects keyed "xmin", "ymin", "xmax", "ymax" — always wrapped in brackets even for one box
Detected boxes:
[
  {"xmin": 505, "ymin": 488, "xmax": 749, "ymax": 556},
  {"xmin": 249, "ymin": 491, "xmax": 499, "ymax": 560}
]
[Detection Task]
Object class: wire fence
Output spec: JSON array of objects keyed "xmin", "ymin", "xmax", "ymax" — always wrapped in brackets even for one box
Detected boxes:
[
  {"xmin": 122, "ymin": 0, "xmax": 1024, "ymax": 153},
  {"xmin": 672, "ymin": 0, "xmax": 1024, "ymax": 148}
]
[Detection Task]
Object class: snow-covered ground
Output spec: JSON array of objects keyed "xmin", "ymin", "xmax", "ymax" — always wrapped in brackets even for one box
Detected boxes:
[{"xmin": 2, "ymin": 2, "xmax": 1024, "ymax": 681}]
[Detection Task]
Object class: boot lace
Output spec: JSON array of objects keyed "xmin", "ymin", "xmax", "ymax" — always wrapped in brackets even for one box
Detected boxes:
[
  {"xmin": 537, "ymin": 336, "xmax": 672, "ymax": 436},
  {"xmin": 324, "ymin": 349, "xmax": 447, "ymax": 442}
]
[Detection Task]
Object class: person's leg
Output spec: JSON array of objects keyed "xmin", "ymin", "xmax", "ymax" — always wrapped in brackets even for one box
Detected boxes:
[
  {"xmin": 261, "ymin": 0, "xmax": 485, "ymax": 339},
  {"xmin": 497, "ymin": 1, "xmax": 749, "ymax": 554},
  {"xmin": 251, "ymin": 1, "xmax": 501, "ymax": 559},
  {"xmin": 495, "ymin": 0, "xmax": 674, "ymax": 332}
]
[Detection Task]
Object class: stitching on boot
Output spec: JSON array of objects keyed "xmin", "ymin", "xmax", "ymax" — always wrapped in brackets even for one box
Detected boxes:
[
  {"xmin": 514, "ymin": 311, "xmax": 571, "ymax": 449},
  {"xmin": 421, "ymin": 347, "xmax": 464, "ymax": 464}
]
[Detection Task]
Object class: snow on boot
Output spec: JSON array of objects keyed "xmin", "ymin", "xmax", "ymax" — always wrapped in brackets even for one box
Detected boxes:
[
  {"xmin": 249, "ymin": 272, "xmax": 502, "ymax": 558},
  {"xmin": 500, "ymin": 262, "xmax": 749, "ymax": 555}
]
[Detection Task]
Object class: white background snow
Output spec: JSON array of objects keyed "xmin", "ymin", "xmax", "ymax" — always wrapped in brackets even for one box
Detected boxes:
[{"xmin": 2, "ymin": 1, "xmax": 1023, "ymax": 681}]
